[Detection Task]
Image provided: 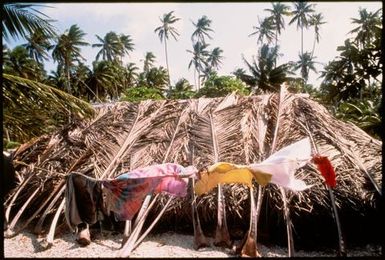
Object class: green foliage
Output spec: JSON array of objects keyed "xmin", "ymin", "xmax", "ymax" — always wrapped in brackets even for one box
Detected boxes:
[
  {"xmin": 195, "ymin": 74, "xmax": 250, "ymax": 98},
  {"xmin": 167, "ymin": 78, "xmax": 195, "ymax": 99},
  {"xmin": 3, "ymin": 74, "xmax": 94, "ymax": 143},
  {"xmin": 293, "ymin": 51, "xmax": 318, "ymax": 83},
  {"xmin": 319, "ymin": 8, "xmax": 382, "ymax": 104},
  {"xmin": 3, "ymin": 140, "xmax": 21, "ymax": 150},
  {"xmin": 22, "ymin": 28, "xmax": 53, "ymax": 64},
  {"xmin": 120, "ymin": 86, "xmax": 164, "ymax": 102},
  {"xmin": 2, "ymin": 3, "xmax": 57, "ymax": 43},
  {"xmin": 249, "ymin": 16, "xmax": 276, "ymax": 45},
  {"xmin": 240, "ymin": 44, "xmax": 293, "ymax": 93},
  {"xmin": 3, "ymin": 45, "xmax": 46, "ymax": 81},
  {"xmin": 335, "ymin": 99, "xmax": 381, "ymax": 138},
  {"xmin": 51, "ymin": 24, "xmax": 89, "ymax": 94},
  {"xmin": 92, "ymin": 31, "xmax": 134, "ymax": 62}
]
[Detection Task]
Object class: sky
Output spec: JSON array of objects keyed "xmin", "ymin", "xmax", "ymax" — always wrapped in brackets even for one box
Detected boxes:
[{"xmin": 6, "ymin": 1, "xmax": 383, "ymax": 89}]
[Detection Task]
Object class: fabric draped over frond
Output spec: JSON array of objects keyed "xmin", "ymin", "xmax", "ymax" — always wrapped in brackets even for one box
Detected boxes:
[
  {"xmin": 102, "ymin": 163, "xmax": 196, "ymax": 220},
  {"xmin": 8, "ymin": 92, "xmax": 381, "ymax": 247},
  {"xmin": 312, "ymin": 155, "xmax": 337, "ymax": 188},
  {"xmin": 194, "ymin": 162, "xmax": 272, "ymax": 195},
  {"xmin": 195, "ymin": 138, "xmax": 314, "ymax": 195},
  {"xmin": 65, "ymin": 173, "xmax": 103, "ymax": 232},
  {"xmin": 250, "ymin": 138, "xmax": 313, "ymax": 192}
]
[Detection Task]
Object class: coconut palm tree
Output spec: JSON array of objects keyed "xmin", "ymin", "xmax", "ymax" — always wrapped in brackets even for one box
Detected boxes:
[
  {"xmin": 122, "ymin": 62, "xmax": 139, "ymax": 88},
  {"xmin": 51, "ymin": 24, "xmax": 89, "ymax": 94},
  {"xmin": 264, "ymin": 2, "xmax": 291, "ymax": 48},
  {"xmin": 242, "ymin": 44, "xmax": 292, "ymax": 93},
  {"xmin": 117, "ymin": 34, "xmax": 135, "ymax": 63},
  {"xmin": 92, "ymin": 32, "xmax": 134, "ymax": 63},
  {"xmin": 187, "ymin": 41, "xmax": 209, "ymax": 91},
  {"xmin": 22, "ymin": 28, "xmax": 52, "ymax": 65},
  {"xmin": 2, "ymin": 3, "xmax": 56, "ymax": 43},
  {"xmin": 154, "ymin": 11, "xmax": 180, "ymax": 87},
  {"xmin": 3, "ymin": 46, "xmax": 45, "ymax": 81},
  {"xmin": 71, "ymin": 62, "xmax": 98, "ymax": 101},
  {"xmin": 349, "ymin": 8, "xmax": 382, "ymax": 48},
  {"xmin": 294, "ymin": 51, "xmax": 318, "ymax": 88},
  {"xmin": 309, "ymin": 13, "xmax": 326, "ymax": 58},
  {"xmin": 3, "ymin": 44, "xmax": 11, "ymax": 67},
  {"xmin": 92, "ymin": 31, "xmax": 121, "ymax": 62},
  {"xmin": 249, "ymin": 17, "xmax": 276, "ymax": 45},
  {"xmin": 87, "ymin": 60, "xmax": 121, "ymax": 102},
  {"xmin": 167, "ymin": 78, "xmax": 195, "ymax": 99},
  {"xmin": 207, "ymin": 47, "xmax": 224, "ymax": 71},
  {"xmin": 191, "ymin": 15, "xmax": 214, "ymax": 44},
  {"xmin": 142, "ymin": 52, "xmax": 156, "ymax": 74},
  {"xmin": 288, "ymin": 2, "xmax": 315, "ymax": 56},
  {"xmin": 199, "ymin": 47, "xmax": 224, "ymax": 85},
  {"xmin": 145, "ymin": 66, "xmax": 169, "ymax": 91},
  {"xmin": 2, "ymin": 5, "xmax": 94, "ymax": 146},
  {"xmin": 232, "ymin": 68, "xmax": 256, "ymax": 90}
]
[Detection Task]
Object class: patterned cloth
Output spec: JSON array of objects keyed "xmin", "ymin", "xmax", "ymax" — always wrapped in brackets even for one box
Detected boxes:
[{"xmin": 102, "ymin": 163, "xmax": 197, "ymax": 220}]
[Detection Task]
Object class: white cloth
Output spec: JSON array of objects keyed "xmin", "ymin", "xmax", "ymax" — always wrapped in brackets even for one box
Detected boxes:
[{"xmin": 249, "ymin": 138, "xmax": 313, "ymax": 191}]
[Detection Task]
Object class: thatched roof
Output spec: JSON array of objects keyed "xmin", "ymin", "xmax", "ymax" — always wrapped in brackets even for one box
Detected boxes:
[{"xmin": 5, "ymin": 90, "xmax": 382, "ymax": 248}]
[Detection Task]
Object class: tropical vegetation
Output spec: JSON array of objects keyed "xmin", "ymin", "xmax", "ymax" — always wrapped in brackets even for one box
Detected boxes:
[{"xmin": 2, "ymin": 2, "xmax": 382, "ymax": 148}]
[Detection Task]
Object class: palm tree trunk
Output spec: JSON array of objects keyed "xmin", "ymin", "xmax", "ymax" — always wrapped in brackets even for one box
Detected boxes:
[
  {"xmin": 164, "ymin": 39, "xmax": 171, "ymax": 89},
  {"xmin": 301, "ymin": 26, "xmax": 304, "ymax": 56},
  {"xmin": 65, "ymin": 61, "xmax": 71, "ymax": 94},
  {"xmin": 275, "ymin": 30, "xmax": 278, "ymax": 51},
  {"xmin": 240, "ymin": 186, "xmax": 261, "ymax": 257},
  {"xmin": 311, "ymin": 36, "xmax": 316, "ymax": 59},
  {"xmin": 197, "ymin": 70, "xmax": 201, "ymax": 91},
  {"xmin": 214, "ymin": 184, "xmax": 231, "ymax": 248}
]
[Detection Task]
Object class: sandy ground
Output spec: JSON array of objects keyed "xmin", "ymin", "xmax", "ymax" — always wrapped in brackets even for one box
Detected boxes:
[{"xmin": 3, "ymin": 229, "xmax": 382, "ymax": 258}]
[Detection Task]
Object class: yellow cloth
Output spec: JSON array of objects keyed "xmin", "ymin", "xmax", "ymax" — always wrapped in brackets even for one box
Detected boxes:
[{"xmin": 194, "ymin": 162, "xmax": 272, "ymax": 195}]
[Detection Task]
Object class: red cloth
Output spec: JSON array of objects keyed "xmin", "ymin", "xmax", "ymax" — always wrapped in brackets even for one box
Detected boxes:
[{"xmin": 312, "ymin": 155, "xmax": 336, "ymax": 188}]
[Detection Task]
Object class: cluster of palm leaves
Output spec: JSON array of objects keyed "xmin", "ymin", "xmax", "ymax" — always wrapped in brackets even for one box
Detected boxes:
[{"xmin": 186, "ymin": 15, "xmax": 224, "ymax": 90}]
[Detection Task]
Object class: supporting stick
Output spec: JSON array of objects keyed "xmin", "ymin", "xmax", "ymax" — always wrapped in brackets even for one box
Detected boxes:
[
  {"xmin": 133, "ymin": 197, "xmax": 173, "ymax": 249},
  {"xmin": 45, "ymin": 199, "xmax": 66, "ymax": 247},
  {"xmin": 240, "ymin": 186, "xmax": 260, "ymax": 257},
  {"xmin": 280, "ymin": 187, "xmax": 294, "ymax": 257},
  {"xmin": 300, "ymin": 120, "xmax": 346, "ymax": 257},
  {"xmin": 214, "ymin": 184, "xmax": 232, "ymax": 248},
  {"xmin": 328, "ymin": 187, "xmax": 346, "ymax": 256},
  {"xmin": 118, "ymin": 193, "xmax": 159, "ymax": 257},
  {"xmin": 191, "ymin": 178, "xmax": 209, "ymax": 250}
]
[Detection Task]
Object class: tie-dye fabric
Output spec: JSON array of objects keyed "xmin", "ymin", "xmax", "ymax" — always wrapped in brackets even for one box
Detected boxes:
[{"xmin": 102, "ymin": 163, "xmax": 195, "ymax": 221}]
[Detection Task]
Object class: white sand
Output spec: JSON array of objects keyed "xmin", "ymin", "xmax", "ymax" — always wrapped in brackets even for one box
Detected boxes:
[{"xmin": 3, "ymin": 230, "xmax": 382, "ymax": 258}]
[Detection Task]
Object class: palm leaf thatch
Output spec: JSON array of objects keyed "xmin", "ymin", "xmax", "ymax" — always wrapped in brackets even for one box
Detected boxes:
[
  {"xmin": 3, "ymin": 73, "xmax": 95, "ymax": 143},
  {"xmin": 5, "ymin": 92, "xmax": 381, "ymax": 249}
]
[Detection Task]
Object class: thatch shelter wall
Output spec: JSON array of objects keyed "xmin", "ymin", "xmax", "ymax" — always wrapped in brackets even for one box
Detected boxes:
[{"xmin": 6, "ymin": 92, "xmax": 382, "ymax": 249}]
